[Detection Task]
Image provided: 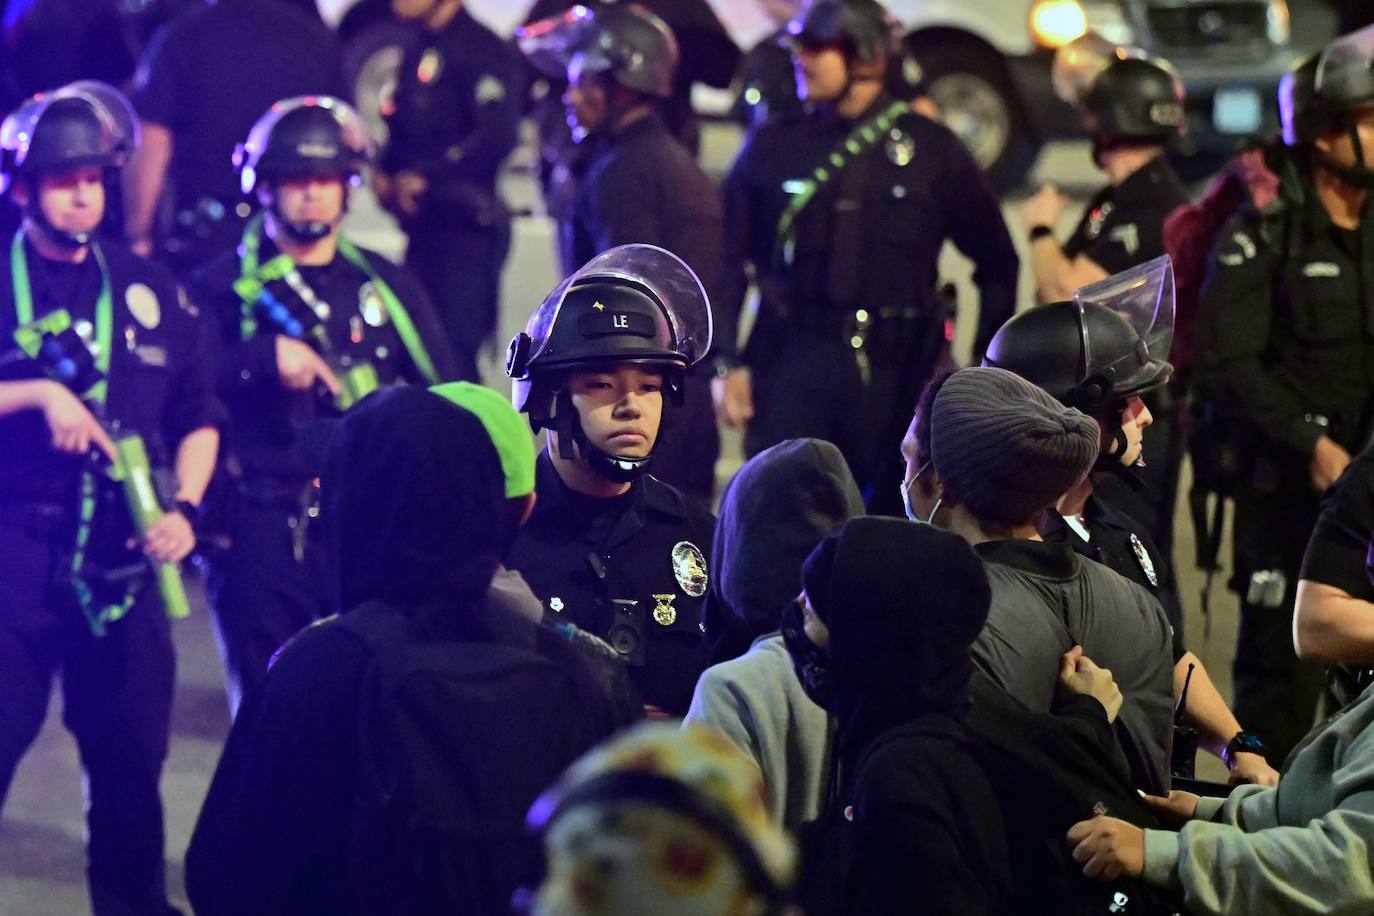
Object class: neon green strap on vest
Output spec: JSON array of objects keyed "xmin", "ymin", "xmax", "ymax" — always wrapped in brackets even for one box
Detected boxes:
[
  {"xmin": 773, "ymin": 99, "xmax": 909, "ymax": 270},
  {"xmin": 236, "ymin": 215, "xmax": 440, "ymax": 385},
  {"xmin": 11, "ymin": 230, "xmax": 137, "ymax": 635}
]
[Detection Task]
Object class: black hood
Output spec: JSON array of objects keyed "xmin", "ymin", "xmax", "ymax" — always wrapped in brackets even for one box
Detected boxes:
[
  {"xmin": 804, "ymin": 517, "xmax": 991, "ymax": 787},
  {"xmin": 321, "ymin": 386, "xmax": 508, "ymax": 622},
  {"xmin": 706, "ymin": 438, "xmax": 863, "ymax": 661}
]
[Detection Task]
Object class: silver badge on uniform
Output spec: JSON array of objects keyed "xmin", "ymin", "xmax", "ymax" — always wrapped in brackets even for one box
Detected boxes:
[
  {"xmin": 671, "ymin": 541, "xmax": 708, "ymax": 598},
  {"xmin": 1129, "ymin": 533, "xmax": 1159, "ymax": 587},
  {"xmin": 885, "ymin": 128, "xmax": 915, "ymax": 167},
  {"xmin": 417, "ymin": 48, "xmax": 443, "ymax": 85},
  {"xmin": 1086, "ymin": 201, "xmax": 1114, "ymax": 240},
  {"xmin": 549, "ymin": 597, "xmax": 564, "ymax": 613},
  {"xmin": 359, "ymin": 282, "xmax": 388, "ymax": 328},
  {"xmin": 126, "ymin": 283, "xmax": 161, "ymax": 329}
]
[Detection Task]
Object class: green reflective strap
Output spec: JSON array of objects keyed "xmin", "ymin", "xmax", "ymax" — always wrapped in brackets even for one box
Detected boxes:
[
  {"xmin": 10, "ymin": 231, "xmax": 129, "ymax": 634},
  {"xmin": 773, "ymin": 100, "xmax": 909, "ymax": 269},
  {"xmin": 337, "ymin": 237, "xmax": 439, "ymax": 385}
]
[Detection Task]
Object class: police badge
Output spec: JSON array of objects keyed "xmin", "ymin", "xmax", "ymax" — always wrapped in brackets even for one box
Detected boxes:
[
  {"xmin": 652, "ymin": 594, "xmax": 677, "ymax": 627},
  {"xmin": 1129, "ymin": 533, "xmax": 1159, "ymax": 587},
  {"xmin": 359, "ymin": 282, "xmax": 388, "ymax": 328},
  {"xmin": 885, "ymin": 127, "xmax": 915, "ymax": 167},
  {"xmin": 671, "ymin": 541, "xmax": 708, "ymax": 598}
]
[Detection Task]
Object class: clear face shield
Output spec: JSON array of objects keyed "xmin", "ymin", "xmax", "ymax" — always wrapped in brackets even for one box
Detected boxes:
[
  {"xmin": 235, "ymin": 95, "xmax": 377, "ymax": 195},
  {"xmin": 1073, "ymin": 254, "xmax": 1176, "ymax": 388},
  {"xmin": 1, "ymin": 81, "xmax": 139, "ymax": 193},
  {"xmin": 1314, "ymin": 24, "xmax": 1374, "ymax": 111}
]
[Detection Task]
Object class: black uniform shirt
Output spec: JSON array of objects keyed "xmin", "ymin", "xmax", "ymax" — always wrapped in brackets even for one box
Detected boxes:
[
  {"xmin": 1063, "ymin": 154, "xmax": 1189, "ymax": 273},
  {"xmin": 382, "ymin": 8, "xmax": 522, "ymax": 195},
  {"xmin": 718, "ymin": 96, "xmax": 1018, "ymax": 362},
  {"xmin": 0, "ymin": 239, "xmax": 225, "ymax": 505},
  {"xmin": 134, "ymin": 0, "xmax": 345, "ymax": 211},
  {"xmin": 1301, "ymin": 442, "xmax": 1374, "ymax": 599},
  {"xmin": 734, "ymin": 31, "xmax": 802, "ymax": 131},
  {"xmin": 1042, "ymin": 495, "xmax": 1187, "ymax": 661},
  {"xmin": 568, "ymin": 114, "xmax": 723, "ymax": 296},
  {"xmin": 506, "ymin": 453, "xmax": 715, "ymax": 715},
  {"xmin": 192, "ymin": 239, "xmax": 456, "ymax": 482},
  {"xmin": 1196, "ymin": 156, "xmax": 1374, "ymax": 457}
]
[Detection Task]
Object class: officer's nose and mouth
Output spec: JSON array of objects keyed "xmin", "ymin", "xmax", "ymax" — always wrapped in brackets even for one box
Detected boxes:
[{"xmin": 42, "ymin": 167, "xmax": 105, "ymax": 234}]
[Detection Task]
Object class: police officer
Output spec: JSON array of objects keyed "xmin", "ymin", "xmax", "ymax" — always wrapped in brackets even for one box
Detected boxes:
[
  {"xmin": 980, "ymin": 257, "xmax": 1278, "ymax": 786},
  {"xmin": 375, "ymin": 0, "xmax": 522, "ymax": 383},
  {"xmin": 191, "ymin": 96, "xmax": 456, "ymax": 716},
  {"xmin": 714, "ymin": 0, "xmax": 1018, "ymax": 514},
  {"xmin": 1020, "ymin": 36, "xmax": 1191, "ymax": 556},
  {"xmin": 126, "ymin": 0, "xmax": 345, "ymax": 277},
  {"xmin": 519, "ymin": 3, "xmax": 721, "ymax": 503},
  {"xmin": 505, "ymin": 244, "xmax": 715, "ymax": 717},
  {"xmin": 1194, "ymin": 28, "xmax": 1374, "ymax": 766},
  {"xmin": 0, "ymin": 82, "xmax": 223, "ymax": 916}
]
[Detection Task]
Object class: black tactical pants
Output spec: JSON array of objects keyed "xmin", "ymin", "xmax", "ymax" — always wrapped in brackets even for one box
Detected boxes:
[
  {"xmin": 1230, "ymin": 473, "xmax": 1325, "ymax": 769},
  {"xmin": 205, "ymin": 492, "xmax": 331, "ymax": 718},
  {"xmin": 0, "ymin": 510, "xmax": 178, "ymax": 916},
  {"xmin": 405, "ymin": 215, "xmax": 511, "ymax": 384}
]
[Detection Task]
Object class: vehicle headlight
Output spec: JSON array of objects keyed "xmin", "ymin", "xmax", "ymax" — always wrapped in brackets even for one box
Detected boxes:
[
  {"xmin": 1029, "ymin": 0, "xmax": 1089, "ymax": 48},
  {"xmin": 1267, "ymin": 0, "xmax": 1291, "ymax": 45}
]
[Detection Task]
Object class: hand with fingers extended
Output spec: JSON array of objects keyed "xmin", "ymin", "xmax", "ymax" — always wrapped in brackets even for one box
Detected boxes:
[
  {"xmin": 1141, "ymin": 789, "xmax": 1201, "ymax": 829},
  {"xmin": 1066, "ymin": 815, "xmax": 1144, "ymax": 881},
  {"xmin": 1057, "ymin": 645, "xmax": 1124, "ymax": 723},
  {"xmin": 40, "ymin": 381, "xmax": 117, "ymax": 461},
  {"xmin": 275, "ymin": 336, "xmax": 340, "ymax": 396}
]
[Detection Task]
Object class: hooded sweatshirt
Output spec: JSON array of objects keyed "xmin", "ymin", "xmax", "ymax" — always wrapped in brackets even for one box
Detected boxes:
[
  {"xmin": 187, "ymin": 387, "xmax": 629, "ymax": 915},
  {"xmin": 684, "ymin": 439, "xmax": 863, "ymax": 829}
]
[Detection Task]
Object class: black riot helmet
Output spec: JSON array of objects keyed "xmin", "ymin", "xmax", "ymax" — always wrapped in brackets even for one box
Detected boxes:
[
  {"xmin": 1054, "ymin": 35, "xmax": 1184, "ymax": 150},
  {"xmin": 506, "ymin": 244, "xmax": 713, "ymax": 483},
  {"xmin": 234, "ymin": 96, "xmax": 376, "ymax": 242},
  {"xmin": 785, "ymin": 0, "xmax": 894, "ymax": 64},
  {"xmin": 519, "ymin": 4, "xmax": 679, "ymax": 99},
  {"xmin": 0, "ymin": 81, "xmax": 139, "ymax": 247},
  {"xmin": 1280, "ymin": 26, "xmax": 1374, "ymax": 188},
  {"xmin": 984, "ymin": 256, "xmax": 1175, "ymax": 471}
]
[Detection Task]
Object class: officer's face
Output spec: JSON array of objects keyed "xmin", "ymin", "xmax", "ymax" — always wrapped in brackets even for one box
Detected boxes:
[
  {"xmin": 792, "ymin": 43, "xmax": 849, "ymax": 103},
  {"xmin": 568, "ymin": 365, "xmax": 664, "ymax": 459},
  {"xmin": 1316, "ymin": 105, "xmax": 1374, "ymax": 173},
  {"xmin": 21, "ymin": 167, "xmax": 105, "ymax": 236},
  {"xmin": 1112, "ymin": 396, "xmax": 1153, "ymax": 467},
  {"xmin": 271, "ymin": 176, "xmax": 346, "ymax": 228},
  {"xmin": 564, "ymin": 72, "xmax": 608, "ymax": 134}
]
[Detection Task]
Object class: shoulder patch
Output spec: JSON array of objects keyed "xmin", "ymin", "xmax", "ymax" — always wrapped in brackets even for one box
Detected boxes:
[{"xmin": 1108, "ymin": 223, "xmax": 1140, "ymax": 256}]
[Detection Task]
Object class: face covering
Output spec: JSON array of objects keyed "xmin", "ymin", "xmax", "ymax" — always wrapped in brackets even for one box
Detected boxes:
[
  {"xmin": 780, "ymin": 598, "xmax": 833, "ymax": 712},
  {"xmin": 899, "ymin": 459, "xmax": 940, "ymax": 524}
]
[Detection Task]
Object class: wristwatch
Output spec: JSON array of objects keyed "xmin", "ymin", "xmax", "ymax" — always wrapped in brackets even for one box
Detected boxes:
[
  {"xmin": 1222, "ymin": 731, "xmax": 1266, "ymax": 769},
  {"xmin": 174, "ymin": 499, "xmax": 201, "ymax": 527},
  {"xmin": 1028, "ymin": 224, "xmax": 1056, "ymax": 242}
]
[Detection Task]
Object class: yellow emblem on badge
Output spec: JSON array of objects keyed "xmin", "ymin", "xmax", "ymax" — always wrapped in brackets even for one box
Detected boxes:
[
  {"xmin": 592, "ymin": 301, "xmax": 606, "ymax": 311},
  {"xmin": 652, "ymin": 594, "xmax": 677, "ymax": 626}
]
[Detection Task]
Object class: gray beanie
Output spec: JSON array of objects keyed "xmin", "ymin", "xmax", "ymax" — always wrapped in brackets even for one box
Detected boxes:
[{"xmin": 930, "ymin": 367, "xmax": 1100, "ymax": 524}]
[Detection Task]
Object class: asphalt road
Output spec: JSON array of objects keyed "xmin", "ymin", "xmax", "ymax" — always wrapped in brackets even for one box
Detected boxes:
[{"xmin": 0, "ymin": 137, "xmax": 1244, "ymax": 915}]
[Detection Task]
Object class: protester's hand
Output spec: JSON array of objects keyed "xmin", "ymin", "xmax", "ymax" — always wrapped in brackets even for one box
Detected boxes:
[
  {"xmin": 276, "ymin": 336, "xmax": 340, "ymax": 395},
  {"xmin": 41, "ymin": 382, "xmax": 117, "ymax": 462},
  {"xmin": 1141, "ymin": 790, "xmax": 1201, "ymax": 829},
  {"xmin": 143, "ymin": 511, "xmax": 196, "ymax": 564},
  {"xmin": 1058, "ymin": 645, "xmax": 1123, "ymax": 723},
  {"xmin": 1020, "ymin": 184, "xmax": 1067, "ymax": 233},
  {"xmin": 1228, "ymin": 751, "xmax": 1279, "ymax": 788},
  {"xmin": 1311, "ymin": 435, "xmax": 1351, "ymax": 493},
  {"xmin": 395, "ymin": 170, "xmax": 429, "ymax": 217},
  {"xmin": 1067, "ymin": 816, "xmax": 1145, "ymax": 880},
  {"xmin": 711, "ymin": 368, "xmax": 754, "ymax": 428}
]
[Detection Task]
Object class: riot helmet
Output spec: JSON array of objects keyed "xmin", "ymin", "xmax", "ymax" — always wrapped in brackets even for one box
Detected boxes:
[
  {"xmin": 1054, "ymin": 34, "xmax": 1184, "ymax": 154},
  {"xmin": 234, "ymin": 96, "xmax": 376, "ymax": 242},
  {"xmin": 0, "ymin": 81, "xmax": 139, "ymax": 248},
  {"xmin": 785, "ymin": 0, "xmax": 894, "ymax": 65},
  {"xmin": 519, "ymin": 4, "xmax": 679, "ymax": 99},
  {"xmin": 1280, "ymin": 26, "xmax": 1374, "ymax": 188},
  {"xmin": 984, "ymin": 255, "xmax": 1175, "ymax": 471},
  {"xmin": 506, "ymin": 244, "xmax": 712, "ymax": 483}
]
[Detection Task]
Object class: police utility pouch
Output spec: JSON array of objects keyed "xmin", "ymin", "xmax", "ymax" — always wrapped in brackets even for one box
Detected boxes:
[{"xmin": 1246, "ymin": 569, "xmax": 1288, "ymax": 609}]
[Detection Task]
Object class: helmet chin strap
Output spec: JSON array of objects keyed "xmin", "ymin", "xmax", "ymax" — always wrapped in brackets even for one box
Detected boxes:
[
  {"xmin": 553, "ymin": 388, "xmax": 654, "ymax": 483},
  {"xmin": 1316, "ymin": 125, "xmax": 1374, "ymax": 190},
  {"xmin": 1098, "ymin": 421, "xmax": 1147, "ymax": 490},
  {"xmin": 265, "ymin": 185, "xmax": 349, "ymax": 245},
  {"xmin": 24, "ymin": 202, "xmax": 93, "ymax": 251}
]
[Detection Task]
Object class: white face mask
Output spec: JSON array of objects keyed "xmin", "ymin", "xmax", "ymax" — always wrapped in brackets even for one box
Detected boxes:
[{"xmin": 900, "ymin": 459, "xmax": 941, "ymax": 524}]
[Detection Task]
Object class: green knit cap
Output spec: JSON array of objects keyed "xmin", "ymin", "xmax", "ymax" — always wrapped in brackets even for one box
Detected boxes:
[{"xmin": 430, "ymin": 382, "xmax": 536, "ymax": 498}]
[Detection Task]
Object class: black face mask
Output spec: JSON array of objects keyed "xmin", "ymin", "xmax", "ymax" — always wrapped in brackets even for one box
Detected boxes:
[{"xmin": 780, "ymin": 598, "xmax": 833, "ymax": 712}]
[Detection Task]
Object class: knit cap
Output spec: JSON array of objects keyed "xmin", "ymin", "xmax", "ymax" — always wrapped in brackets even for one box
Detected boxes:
[{"xmin": 930, "ymin": 367, "xmax": 1100, "ymax": 524}]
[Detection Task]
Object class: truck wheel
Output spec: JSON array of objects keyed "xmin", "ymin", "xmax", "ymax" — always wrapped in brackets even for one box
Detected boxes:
[
  {"xmin": 911, "ymin": 39, "xmax": 1041, "ymax": 193},
  {"xmin": 342, "ymin": 15, "xmax": 422, "ymax": 148}
]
